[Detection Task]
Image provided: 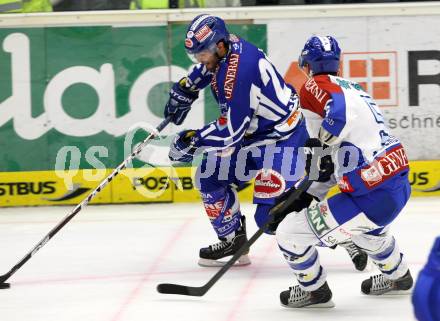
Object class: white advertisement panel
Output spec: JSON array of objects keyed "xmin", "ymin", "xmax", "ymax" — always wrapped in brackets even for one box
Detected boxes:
[{"xmin": 265, "ymin": 15, "xmax": 440, "ymax": 160}]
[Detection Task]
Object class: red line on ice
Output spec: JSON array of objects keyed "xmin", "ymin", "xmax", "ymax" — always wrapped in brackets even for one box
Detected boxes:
[
  {"xmin": 109, "ymin": 217, "xmax": 194, "ymax": 321},
  {"xmin": 224, "ymin": 239, "xmax": 277, "ymax": 321}
]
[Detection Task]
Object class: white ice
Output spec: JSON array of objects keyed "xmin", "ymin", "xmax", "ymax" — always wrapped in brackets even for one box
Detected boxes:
[{"xmin": 0, "ymin": 198, "xmax": 438, "ymax": 321}]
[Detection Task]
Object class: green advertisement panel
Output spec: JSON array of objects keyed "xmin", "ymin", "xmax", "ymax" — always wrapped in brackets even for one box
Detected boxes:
[{"xmin": 0, "ymin": 24, "xmax": 267, "ymax": 172}]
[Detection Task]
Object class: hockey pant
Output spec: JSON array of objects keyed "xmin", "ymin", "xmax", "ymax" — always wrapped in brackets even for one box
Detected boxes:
[
  {"xmin": 195, "ymin": 124, "xmax": 308, "ymax": 238},
  {"xmin": 276, "ymin": 173, "xmax": 411, "ymax": 291}
]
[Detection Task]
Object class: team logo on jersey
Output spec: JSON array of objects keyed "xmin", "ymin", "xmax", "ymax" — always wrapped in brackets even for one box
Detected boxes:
[
  {"xmin": 224, "ymin": 53, "xmax": 240, "ymax": 100},
  {"xmin": 194, "ymin": 25, "xmax": 213, "ymax": 42},
  {"xmin": 254, "ymin": 169, "xmax": 285, "ymax": 199},
  {"xmin": 360, "ymin": 145, "xmax": 409, "ymax": 188},
  {"xmin": 186, "ymin": 31, "xmax": 194, "ymax": 38}
]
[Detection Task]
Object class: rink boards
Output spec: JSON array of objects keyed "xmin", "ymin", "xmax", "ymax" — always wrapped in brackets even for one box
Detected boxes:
[
  {"xmin": 0, "ymin": 7, "xmax": 440, "ymax": 207},
  {"xmin": 0, "ymin": 160, "xmax": 438, "ymax": 207}
]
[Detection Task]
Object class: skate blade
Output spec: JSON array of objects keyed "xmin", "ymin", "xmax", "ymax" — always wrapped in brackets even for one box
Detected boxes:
[
  {"xmin": 281, "ymin": 300, "xmax": 335, "ymax": 308},
  {"xmin": 381, "ymin": 289, "xmax": 413, "ymax": 296},
  {"xmin": 362, "ymin": 288, "xmax": 412, "ymax": 296},
  {"xmin": 198, "ymin": 254, "xmax": 251, "ymax": 267}
]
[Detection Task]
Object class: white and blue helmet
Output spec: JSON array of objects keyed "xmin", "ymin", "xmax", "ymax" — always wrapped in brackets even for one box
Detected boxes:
[{"xmin": 184, "ymin": 15, "xmax": 230, "ymax": 55}]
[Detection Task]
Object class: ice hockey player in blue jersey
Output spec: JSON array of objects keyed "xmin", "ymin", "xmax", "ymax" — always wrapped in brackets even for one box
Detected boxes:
[
  {"xmin": 163, "ymin": 15, "xmax": 367, "ymax": 270},
  {"xmin": 272, "ymin": 35, "xmax": 414, "ymax": 308},
  {"xmin": 164, "ymin": 14, "xmax": 307, "ymax": 267}
]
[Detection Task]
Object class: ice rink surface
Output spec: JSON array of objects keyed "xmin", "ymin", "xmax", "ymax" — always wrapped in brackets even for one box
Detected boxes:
[{"xmin": 0, "ymin": 198, "xmax": 438, "ymax": 321}]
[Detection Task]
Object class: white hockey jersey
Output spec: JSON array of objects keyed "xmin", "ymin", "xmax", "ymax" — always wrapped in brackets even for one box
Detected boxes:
[{"xmin": 299, "ymin": 75, "xmax": 409, "ymax": 196}]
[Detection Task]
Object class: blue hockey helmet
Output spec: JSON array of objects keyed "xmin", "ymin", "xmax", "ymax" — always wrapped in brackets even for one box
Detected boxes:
[
  {"xmin": 184, "ymin": 15, "xmax": 229, "ymax": 57},
  {"xmin": 298, "ymin": 36, "xmax": 341, "ymax": 75}
]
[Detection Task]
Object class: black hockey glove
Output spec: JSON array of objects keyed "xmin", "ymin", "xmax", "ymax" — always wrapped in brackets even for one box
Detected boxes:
[
  {"xmin": 266, "ymin": 189, "xmax": 316, "ymax": 234},
  {"xmin": 304, "ymin": 138, "xmax": 334, "ymax": 182},
  {"xmin": 164, "ymin": 77, "xmax": 199, "ymax": 125}
]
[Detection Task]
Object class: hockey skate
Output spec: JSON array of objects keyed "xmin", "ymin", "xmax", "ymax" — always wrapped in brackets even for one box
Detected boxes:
[
  {"xmin": 280, "ymin": 282, "xmax": 335, "ymax": 308},
  {"xmin": 198, "ymin": 216, "xmax": 251, "ymax": 267},
  {"xmin": 339, "ymin": 240, "xmax": 368, "ymax": 271},
  {"xmin": 361, "ymin": 269, "xmax": 413, "ymax": 295}
]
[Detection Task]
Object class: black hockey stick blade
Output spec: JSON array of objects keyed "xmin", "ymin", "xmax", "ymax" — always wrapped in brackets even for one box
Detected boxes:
[
  {"xmin": 157, "ymin": 283, "xmax": 205, "ymax": 296},
  {"xmin": 0, "ymin": 274, "xmax": 8, "ymax": 284},
  {"xmin": 156, "ymin": 178, "xmax": 312, "ymax": 297},
  {"xmin": 156, "ymin": 229, "xmax": 261, "ymax": 296}
]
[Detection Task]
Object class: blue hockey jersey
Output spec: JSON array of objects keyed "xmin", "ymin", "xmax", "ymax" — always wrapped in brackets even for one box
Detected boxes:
[{"xmin": 186, "ymin": 35, "xmax": 303, "ymax": 151}]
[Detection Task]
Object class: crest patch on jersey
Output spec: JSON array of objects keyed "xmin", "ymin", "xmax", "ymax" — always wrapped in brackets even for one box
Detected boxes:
[
  {"xmin": 195, "ymin": 25, "xmax": 213, "ymax": 42},
  {"xmin": 224, "ymin": 53, "xmax": 240, "ymax": 100},
  {"xmin": 254, "ymin": 169, "xmax": 286, "ymax": 199},
  {"xmin": 360, "ymin": 145, "xmax": 409, "ymax": 189}
]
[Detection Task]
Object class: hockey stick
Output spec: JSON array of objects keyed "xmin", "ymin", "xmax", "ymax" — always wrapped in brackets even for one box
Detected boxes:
[
  {"xmin": 156, "ymin": 178, "xmax": 313, "ymax": 296},
  {"xmin": 0, "ymin": 117, "xmax": 172, "ymax": 288}
]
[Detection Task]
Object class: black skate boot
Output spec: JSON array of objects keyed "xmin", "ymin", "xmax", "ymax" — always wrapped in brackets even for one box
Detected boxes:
[
  {"xmin": 198, "ymin": 216, "xmax": 251, "ymax": 267},
  {"xmin": 340, "ymin": 240, "xmax": 368, "ymax": 271},
  {"xmin": 361, "ymin": 269, "xmax": 413, "ymax": 295},
  {"xmin": 280, "ymin": 282, "xmax": 335, "ymax": 308}
]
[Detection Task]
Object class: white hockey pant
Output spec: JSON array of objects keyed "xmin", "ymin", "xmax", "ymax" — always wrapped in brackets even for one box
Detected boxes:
[{"xmin": 276, "ymin": 200, "xmax": 408, "ymax": 291}]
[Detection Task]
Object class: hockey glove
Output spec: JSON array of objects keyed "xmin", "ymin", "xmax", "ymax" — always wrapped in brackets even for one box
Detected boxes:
[
  {"xmin": 304, "ymin": 138, "xmax": 334, "ymax": 182},
  {"xmin": 265, "ymin": 189, "xmax": 316, "ymax": 234},
  {"xmin": 169, "ymin": 130, "xmax": 201, "ymax": 163},
  {"xmin": 164, "ymin": 78, "xmax": 199, "ymax": 125}
]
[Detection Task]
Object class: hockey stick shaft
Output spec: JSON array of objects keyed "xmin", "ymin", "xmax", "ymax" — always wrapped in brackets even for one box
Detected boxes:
[
  {"xmin": 156, "ymin": 178, "xmax": 313, "ymax": 296},
  {"xmin": 0, "ymin": 117, "xmax": 172, "ymax": 284}
]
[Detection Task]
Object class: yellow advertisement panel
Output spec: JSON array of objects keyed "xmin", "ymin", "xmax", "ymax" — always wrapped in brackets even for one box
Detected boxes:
[
  {"xmin": 0, "ymin": 169, "xmax": 113, "ymax": 207},
  {"xmin": 408, "ymin": 160, "xmax": 440, "ymax": 197},
  {"xmin": 111, "ymin": 167, "xmax": 172, "ymax": 203},
  {"xmin": 0, "ymin": 160, "xmax": 438, "ymax": 207}
]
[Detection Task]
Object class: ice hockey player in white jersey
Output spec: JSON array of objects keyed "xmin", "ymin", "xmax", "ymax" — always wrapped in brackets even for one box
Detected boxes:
[
  {"xmin": 162, "ymin": 16, "xmax": 367, "ymax": 271},
  {"xmin": 273, "ymin": 35, "xmax": 414, "ymax": 308}
]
